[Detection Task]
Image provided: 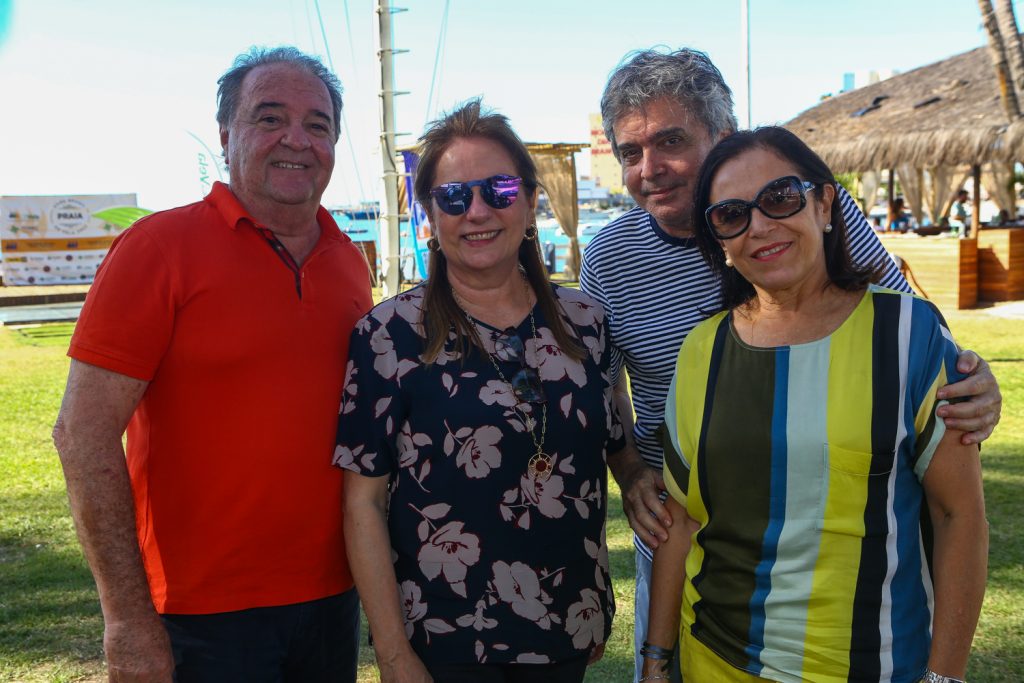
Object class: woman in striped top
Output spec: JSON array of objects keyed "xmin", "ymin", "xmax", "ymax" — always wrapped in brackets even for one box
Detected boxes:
[{"xmin": 645, "ymin": 127, "xmax": 988, "ymax": 683}]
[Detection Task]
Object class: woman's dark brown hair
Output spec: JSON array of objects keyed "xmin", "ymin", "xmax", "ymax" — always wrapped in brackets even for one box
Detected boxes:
[
  {"xmin": 413, "ymin": 99, "xmax": 584, "ymax": 362},
  {"xmin": 692, "ymin": 126, "xmax": 882, "ymax": 312}
]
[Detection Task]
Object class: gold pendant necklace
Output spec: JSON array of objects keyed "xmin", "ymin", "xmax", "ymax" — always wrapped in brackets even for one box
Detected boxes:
[{"xmin": 452, "ymin": 286, "xmax": 552, "ymax": 481}]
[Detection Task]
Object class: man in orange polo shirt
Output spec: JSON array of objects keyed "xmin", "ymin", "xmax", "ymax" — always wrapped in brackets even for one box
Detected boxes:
[{"xmin": 52, "ymin": 46, "xmax": 372, "ymax": 682}]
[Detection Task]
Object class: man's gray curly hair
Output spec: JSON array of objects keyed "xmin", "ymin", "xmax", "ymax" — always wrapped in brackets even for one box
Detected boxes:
[{"xmin": 600, "ymin": 47, "xmax": 737, "ymax": 158}]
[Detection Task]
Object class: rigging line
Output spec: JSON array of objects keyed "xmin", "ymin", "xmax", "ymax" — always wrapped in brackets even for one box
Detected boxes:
[
  {"xmin": 340, "ymin": 109, "xmax": 367, "ymax": 201},
  {"xmin": 303, "ymin": 0, "xmax": 318, "ymax": 58},
  {"xmin": 341, "ymin": 0, "xmax": 359, "ymax": 88},
  {"xmin": 313, "ymin": 0, "xmax": 367, "ymax": 202},
  {"xmin": 434, "ymin": 9, "xmax": 450, "ymax": 118},
  {"xmin": 424, "ymin": 0, "xmax": 451, "ymax": 125},
  {"xmin": 313, "ymin": 0, "xmax": 335, "ymax": 74}
]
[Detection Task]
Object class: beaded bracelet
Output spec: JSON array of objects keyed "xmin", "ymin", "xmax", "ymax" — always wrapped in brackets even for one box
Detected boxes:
[
  {"xmin": 640, "ymin": 641, "xmax": 676, "ymax": 661},
  {"xmin": 639, "ymin": 676, "xmax": 670, "ymax": 682}
]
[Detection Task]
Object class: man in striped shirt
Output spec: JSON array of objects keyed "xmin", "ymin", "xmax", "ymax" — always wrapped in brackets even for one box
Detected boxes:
[{"xmin": 579, "ymin": 47, "xmax": 1002, "ymax": 683}]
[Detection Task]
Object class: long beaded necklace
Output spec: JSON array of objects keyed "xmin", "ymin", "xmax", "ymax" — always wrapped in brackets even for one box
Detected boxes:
[{"xmin": 451, "ymin": 287, "xmax": 553, "ymax": 481}]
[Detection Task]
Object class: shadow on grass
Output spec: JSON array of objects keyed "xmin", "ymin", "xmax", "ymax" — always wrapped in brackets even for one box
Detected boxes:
[{"xmin": 0, "ymin": 522, "xmax": 103, "ymax": 668}]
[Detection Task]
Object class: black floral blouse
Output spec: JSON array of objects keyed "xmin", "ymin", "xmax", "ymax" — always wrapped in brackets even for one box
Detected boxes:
[{"xmin": 335, "ymin": 283, "xmax": 624, "ymax": 666}]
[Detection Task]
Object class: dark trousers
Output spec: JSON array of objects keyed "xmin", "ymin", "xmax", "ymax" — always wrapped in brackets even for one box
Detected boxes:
[
  {"xmin": 426, "ymin": 653, "xmax": 589, "ymax": 683},
  {"xmin": 162, "ymin": 589, "xmax": 360, "ymax": 683}
]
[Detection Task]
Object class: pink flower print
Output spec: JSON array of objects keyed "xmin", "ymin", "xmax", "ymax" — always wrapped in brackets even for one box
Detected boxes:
[
  {"xmin": 339, "ymin": 360, "xmax": 359, "ymax": 415},
  {"xmin": 582, "ymin": 324, "xmax": 606, "ymax": 365},
  {"xmin": 332, "ymin": 444, "xmax": 375, "ymax": 471},
  {"xmin": 370, "ymin": 325, "xmax": 418, "ymax": 381},
  {"xmin": 556, "ymin": 291, "xmax": 600, "ymax": 327},
  {"xmin": 491, "ymin": 561, "xmax": 553, "ymax": 628},
  {"xmin": 565, "ymin": 588, "xmax": 605, "ymax": 650},
  {"xmin": 397, "ymin": 422, "xmax": 432, "ymax": 469},
  {"xmin": 399, "ymin": 580, "xmax": 428, "ymax": 639},
  {"xmin": 456, "ymin": 599, "xmax": 498, "ymax": 632},
  {"xmin": 393, "ymin": 289, "xmax": 424, "ymax": 325},
  {"xmin": 426, "ymin": 344, "xmax": 460, "ymax": 366},
  {"xmin": 520, "ymin": 472, "xmax": 567, "ymax": 519},
  {"xmin": 527, "ymin": 327, "xmax": 586, "ymax": 387},
  {"xmin": 417, "ymin": 521, "xmax": 481, "ymax": 598},
  {"xmin": 479, "ymin": 379, "xmax": 519, "ymax": 407},
  {"xmin": 515, "ymin": 653, "xmax": 551, "ymax": 664},
  {"xmin": 455, "ymin": 425, "xmax": 503, "ymax": 479}
]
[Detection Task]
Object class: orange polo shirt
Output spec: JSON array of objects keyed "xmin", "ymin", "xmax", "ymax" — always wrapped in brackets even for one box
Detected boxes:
[{"xmin": 69, "ymin": 182, "xmax": 373, "ymax": 614}]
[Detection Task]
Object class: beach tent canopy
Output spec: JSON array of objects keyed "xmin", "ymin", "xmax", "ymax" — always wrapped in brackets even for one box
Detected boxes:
[
  {"xmin": 526, "ymin": 143, "xmax": 588, "ymax": 277},
  {"xmin": 785, "ymin": 42, "xmax": 1024, "ymax": 173}
]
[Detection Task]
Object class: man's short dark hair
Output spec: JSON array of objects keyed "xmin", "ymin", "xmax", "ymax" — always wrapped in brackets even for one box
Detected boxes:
[
  {"xmin": 217, "ymin": 46, "xmax": 343, "ymax": 139},
  {"xmin": 600, "ymin": 47, "xmax": 737, "ymax": 159}
]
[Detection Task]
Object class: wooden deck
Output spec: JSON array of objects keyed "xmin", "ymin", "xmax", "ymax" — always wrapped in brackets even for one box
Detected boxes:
[
  {"xmin": 977, "ymin": 228, "xmax": 1024, "ymax": 302},
  {"xmin": 878, "ymin": 234, "xmax": 978, "ymax": 310}
]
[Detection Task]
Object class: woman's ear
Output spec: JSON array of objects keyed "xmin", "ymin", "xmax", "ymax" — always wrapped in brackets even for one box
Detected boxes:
[{"xmin": 818, "ymin": 182, "xmax": 836, "ymax": 220}]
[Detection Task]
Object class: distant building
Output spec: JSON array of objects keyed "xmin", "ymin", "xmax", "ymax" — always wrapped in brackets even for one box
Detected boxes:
[
  {"xmin": 841, "ymin": 68, "xmax": 899, "ymax": 93},
  {"xmin": 577, "ymin": 178, "xmax": 610, "ymax": 202},
  {"xmin": 588, "ymin": 113, "xmax": 623, "ymax": 194}
]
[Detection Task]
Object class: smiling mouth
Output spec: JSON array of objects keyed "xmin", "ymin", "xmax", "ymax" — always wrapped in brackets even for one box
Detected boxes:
[
  {"xmin": 753, "ymin": 243, "xmax": 790, "ymax": 258},
  {"xmin": 644, "ymin": 186, "xmax": 677, "ymax": 197},
  {"xmin": 464, "ymin": 230, "xmax": 500, "ymax": 241},
  {"xmin": 272, "ymin": 162, "xmax": 307, "ymax": 170}
]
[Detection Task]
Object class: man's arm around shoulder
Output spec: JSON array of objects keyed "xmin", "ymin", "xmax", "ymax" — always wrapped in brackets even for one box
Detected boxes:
[{"xmin": 53, "ymin": 360, "xmax": 173, "ymax": 682}]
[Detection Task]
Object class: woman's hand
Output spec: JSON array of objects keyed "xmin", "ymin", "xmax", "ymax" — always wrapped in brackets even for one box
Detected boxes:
[{"xmin": 377, "ymin": 648, "xmax": 433, "ymax": 683}]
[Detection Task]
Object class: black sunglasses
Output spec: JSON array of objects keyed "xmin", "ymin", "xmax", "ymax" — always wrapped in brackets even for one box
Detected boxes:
[
  {"xmin": 429, "ymin": 174, "xmax": 522, "ymax": 216},
  {"xmin": 493, "ymin": 329, "xmax": 546, "ymax": 404},
  {"xmin": 705, "ymin": 175, "xmax": 818, "ymax": 240}
]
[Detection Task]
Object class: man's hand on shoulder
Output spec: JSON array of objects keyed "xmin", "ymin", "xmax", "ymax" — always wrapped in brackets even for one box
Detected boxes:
[
  {"xmin": 936, "ymin": 349, "xmax": 1002, "ymax": 445},
  {"xmin": 104, "ymin": 613, "xmax": 174, "ymax": 682},
  {"xmin": 608, "ymin": 447, "xmax": 672, "ymax": 549}
]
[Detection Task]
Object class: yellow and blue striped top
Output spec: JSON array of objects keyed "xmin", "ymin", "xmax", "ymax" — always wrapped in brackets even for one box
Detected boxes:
[{"xmin": 663, "ymin": 286, "xmax": 963, "ymax": 683}]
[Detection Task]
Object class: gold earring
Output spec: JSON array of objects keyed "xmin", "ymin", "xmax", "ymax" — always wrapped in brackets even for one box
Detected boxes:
[{"xmin": 427, "ymin": 237, "xmax": 440, "ymax": 252}]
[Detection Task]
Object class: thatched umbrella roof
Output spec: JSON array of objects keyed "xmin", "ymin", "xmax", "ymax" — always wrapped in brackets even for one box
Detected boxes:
[{"xmin": 785, "ymin": 43, "xmax": 1024, "ymax": 172}]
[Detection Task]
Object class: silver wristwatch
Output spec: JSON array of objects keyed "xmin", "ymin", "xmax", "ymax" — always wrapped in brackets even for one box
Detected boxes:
[{"xmin": 922, "ymin": 671, "xmax": 966, "ymax": 683}]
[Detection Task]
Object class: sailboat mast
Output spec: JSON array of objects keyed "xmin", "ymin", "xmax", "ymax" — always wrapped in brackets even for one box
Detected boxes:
[{"xmin": 377, "ymin": 0, "xmax": 401, "ymax": 297}]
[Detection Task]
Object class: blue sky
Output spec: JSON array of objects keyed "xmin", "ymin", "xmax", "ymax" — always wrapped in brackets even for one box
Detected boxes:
[{"xmin": 0, "ymin": 0, "xmax": 1002, "ymax": 210}]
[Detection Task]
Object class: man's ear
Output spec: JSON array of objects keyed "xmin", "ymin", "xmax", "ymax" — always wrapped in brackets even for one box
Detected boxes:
[{"xmin": 219, "ymin": 126, "xmax": 230, "ymax": 166}]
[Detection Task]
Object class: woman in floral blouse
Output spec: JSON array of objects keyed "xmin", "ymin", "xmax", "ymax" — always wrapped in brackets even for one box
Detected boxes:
[{"xmin": 335, "ymin": 99, "xmax": 625, "ymax": 683}]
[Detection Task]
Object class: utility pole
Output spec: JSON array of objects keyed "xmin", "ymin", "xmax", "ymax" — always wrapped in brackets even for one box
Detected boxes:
[
  {"xmin": 740, "ymin": 0, "xmax": 751, "ymax": 129},
  {"xmin": 376, "ymin": 0, "xmax": 407, "ymax": 297}
]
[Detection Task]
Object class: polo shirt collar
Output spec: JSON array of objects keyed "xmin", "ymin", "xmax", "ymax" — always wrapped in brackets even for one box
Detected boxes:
[{"xmin": 204, "ymin": 181, "xmax": 346, "ymax": 244}]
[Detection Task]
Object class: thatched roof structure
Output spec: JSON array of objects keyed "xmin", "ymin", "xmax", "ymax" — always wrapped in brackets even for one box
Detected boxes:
[{"xmin": 785, "ymin": 43, "xmax": 1024, "ymax": 172}]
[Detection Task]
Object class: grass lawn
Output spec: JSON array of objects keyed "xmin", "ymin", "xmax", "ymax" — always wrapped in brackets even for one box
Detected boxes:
[{"xmin": 0, "ymin": 308, "xmax": 1020, "ymax": 682}]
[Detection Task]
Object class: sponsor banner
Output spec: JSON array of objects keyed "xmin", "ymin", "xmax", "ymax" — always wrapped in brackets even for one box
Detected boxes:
[
  {"xmin": 0, "ymin": 194, "xmax": 148, "ymax": 285},
  {"xmin": 400, "ymin": 150, "xmax": 430, "ymax": 279}
]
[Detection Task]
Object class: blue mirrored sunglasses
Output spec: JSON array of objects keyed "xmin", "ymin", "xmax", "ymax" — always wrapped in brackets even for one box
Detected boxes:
[{"xmin": 429, "ymin": 174, "xmax": 522, "ymax": 216}]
